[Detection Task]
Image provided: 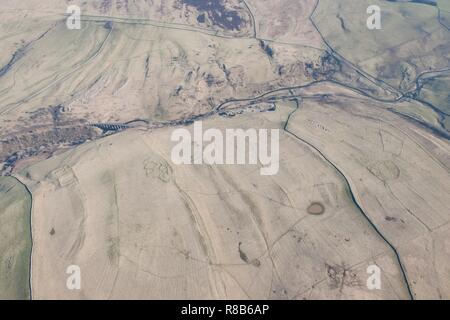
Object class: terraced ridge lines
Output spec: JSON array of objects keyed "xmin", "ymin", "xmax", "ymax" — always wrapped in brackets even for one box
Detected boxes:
[
  {"xmin": 0, "ymin": 21, "xmax": 113, "ymax": 116},
  {"xmin": 0, "ymin": 25, "xmax": 55, "ymax": 79}
]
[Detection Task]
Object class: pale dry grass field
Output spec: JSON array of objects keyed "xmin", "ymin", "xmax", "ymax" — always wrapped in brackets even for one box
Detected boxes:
[
  {"xmin": 287, "ymin": 83, "xmax": 450, "ymax": 299},
  {"xmin": 1, "ymin": 0, "xmax": 449, "ymax": 300},
  {"xmin": 245, "ymin": 0, "xmax": 324, "ymax": 48},
  {"xmin": 20, "ymin": 104, "xmax": 412, "ymax": 299}
]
